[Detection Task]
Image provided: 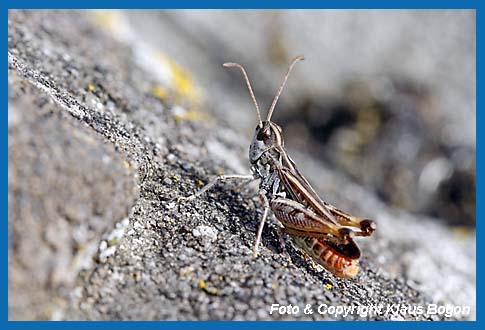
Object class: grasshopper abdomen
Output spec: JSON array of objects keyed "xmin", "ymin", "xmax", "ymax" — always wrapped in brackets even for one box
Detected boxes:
[{"xmin": 292, "ymin": 236, "xmax": 360, "ymax": 279}]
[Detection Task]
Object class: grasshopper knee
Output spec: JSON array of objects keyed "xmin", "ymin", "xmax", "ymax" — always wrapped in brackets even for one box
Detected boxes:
[
  {"xmin": 338, "ymin": 228, "xmax": 355, "ymax": 243},
  {"xmin": 360, "ymin": 219, "xmax": 377, "ymax": 236}
]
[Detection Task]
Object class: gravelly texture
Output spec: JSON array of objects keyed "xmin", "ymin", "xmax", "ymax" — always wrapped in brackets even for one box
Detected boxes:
[{"xmin": 8, "ymin": 10, "xmax": 475, "ymax": 320}]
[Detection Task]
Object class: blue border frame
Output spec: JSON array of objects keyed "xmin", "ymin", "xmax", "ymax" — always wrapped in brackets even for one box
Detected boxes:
[
  {"xmin": 1, "ymin": 1, "xmax": 481, "ymax": 9},
  {"xmin": 4, "ymin": 1, "xmax": 480, "ymax": 328}
]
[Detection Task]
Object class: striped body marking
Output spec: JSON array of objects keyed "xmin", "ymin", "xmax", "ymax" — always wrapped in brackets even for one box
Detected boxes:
[{"xmin": 292, "ymin": 236, "xmax": 360, "ymax": 279}]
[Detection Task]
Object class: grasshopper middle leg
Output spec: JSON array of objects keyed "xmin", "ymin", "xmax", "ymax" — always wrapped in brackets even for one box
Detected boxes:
[
  {"xmin": 253, "ymin": 192, "xmax": 270, "ymax": 257},
  {"xmin": 177, "ymin": 174, "xmax": 254, "ymax": 202}
]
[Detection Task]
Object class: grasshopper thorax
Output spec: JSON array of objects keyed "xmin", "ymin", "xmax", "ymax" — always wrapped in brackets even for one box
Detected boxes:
[{"xmin": 249, "ymin": 121, "xmax": 284, "ymax": 164}]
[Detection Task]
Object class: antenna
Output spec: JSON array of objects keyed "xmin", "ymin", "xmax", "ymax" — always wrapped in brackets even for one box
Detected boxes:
[
  {"xmin": 223, "ymin": 62, "xmax": 263, "ymax": 127},
  {"xmin": 266, "ymin": 55, "xmax": 304, "ymax": 122}
]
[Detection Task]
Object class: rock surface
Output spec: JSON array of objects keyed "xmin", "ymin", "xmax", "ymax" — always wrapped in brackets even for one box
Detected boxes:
[{"xmin": 8, "ymin": 10, "xmax": 475, "ymax": 320}]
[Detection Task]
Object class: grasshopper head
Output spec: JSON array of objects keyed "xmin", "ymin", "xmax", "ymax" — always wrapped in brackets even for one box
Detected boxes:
[
  {"xmin": 223, "ymin": 56, "xmax": 304, "ymax": 165},
  {"xmin": 249, "ymin": 121, "xmax": 284, "ymax": 164}
]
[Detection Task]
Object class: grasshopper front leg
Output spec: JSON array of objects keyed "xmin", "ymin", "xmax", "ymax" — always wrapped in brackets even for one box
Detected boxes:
[{"xmin": 177, "ymin": 174, "xmax": 255, "ymax": 202}]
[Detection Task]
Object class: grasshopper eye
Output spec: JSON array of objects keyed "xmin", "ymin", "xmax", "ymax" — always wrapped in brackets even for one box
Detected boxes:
[{"xmin": 256, "ymin": 127, "xmax": 271, "ymax": 141}]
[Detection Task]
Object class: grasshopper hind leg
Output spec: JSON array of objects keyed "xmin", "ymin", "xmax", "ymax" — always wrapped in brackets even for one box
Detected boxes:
[{"xmin": 275, "ymin": 226, "xmax": 289, "ymax": 256}]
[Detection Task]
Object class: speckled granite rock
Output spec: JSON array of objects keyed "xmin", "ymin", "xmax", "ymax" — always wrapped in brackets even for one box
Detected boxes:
[{"xmin": 8, "ymin": 10, "xmax": 475, "ymax": 320}]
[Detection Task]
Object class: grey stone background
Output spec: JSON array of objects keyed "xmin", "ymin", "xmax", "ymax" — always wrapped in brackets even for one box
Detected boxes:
[{"xmin": 8, "ymin": 10, "xmax": 475, "ymax": 320}]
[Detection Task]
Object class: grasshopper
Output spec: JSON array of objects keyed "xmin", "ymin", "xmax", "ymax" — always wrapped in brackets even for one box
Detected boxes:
[{"xmin": 178, "ymin": 56, "xmax": 376, "ymax": 278}]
